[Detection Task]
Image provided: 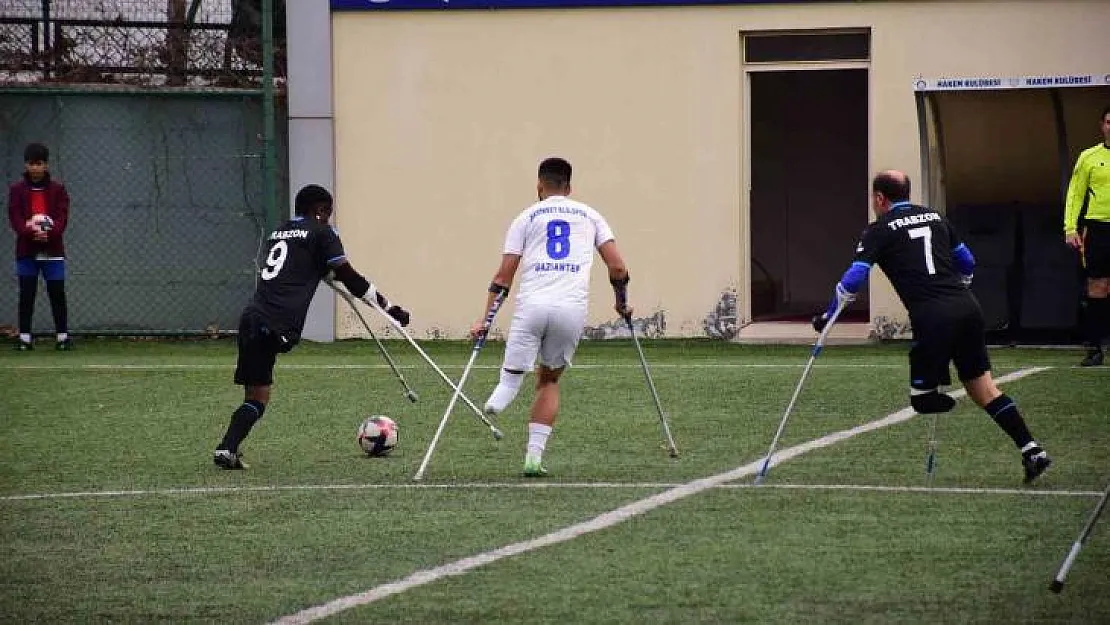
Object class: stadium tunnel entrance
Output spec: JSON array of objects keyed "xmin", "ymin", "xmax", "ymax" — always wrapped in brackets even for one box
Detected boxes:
[{"xmin": 916, "ymin": 80, "xmax": 1110, "ymax": 344}]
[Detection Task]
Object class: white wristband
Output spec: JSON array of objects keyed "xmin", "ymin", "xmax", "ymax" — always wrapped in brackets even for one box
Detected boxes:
[{"xmin": 360, "ymin": 283, "xmax": 379, "ymax": 308}]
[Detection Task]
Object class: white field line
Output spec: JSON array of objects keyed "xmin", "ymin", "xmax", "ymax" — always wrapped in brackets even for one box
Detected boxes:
[
  {"xmin": 3, "ymin": 362, "xmax": 1094, "ymax": 371},
  {"xmin": 1, "ymin": 480, "xmax": 1098, "ymax": 502},
  {"xmin": 0, "ymin": 363, "xmax": 908, "ymax": 370},
  {"xmin": 717, "ymin": 483, "xmax": 1101, "ymax": 496},
  {"xmin": 266, "ymin": 366, "xmax": 1050, "ymax": 625}
]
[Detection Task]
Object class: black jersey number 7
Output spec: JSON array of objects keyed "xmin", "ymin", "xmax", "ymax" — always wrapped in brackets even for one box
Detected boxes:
[
  {"xmin": 908, "ymin": 227, "xmax": 936, "ymax": 275},
  {"xmin": 261, "ymin": 240, "xmax": 289, "ymax": 281}
]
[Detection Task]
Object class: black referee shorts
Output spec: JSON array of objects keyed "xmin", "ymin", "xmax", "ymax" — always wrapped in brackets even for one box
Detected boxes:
[
  {"xmin": 1082, "ymin": 220, "xmax": 1110, "ymax": 279},
  {"xmin": 908, "ymin": 297, "xmax": 992, "ymax": 391},
  {"xmin": 234, "ymin": 310, "xmax": 282, "ymax": 387}
]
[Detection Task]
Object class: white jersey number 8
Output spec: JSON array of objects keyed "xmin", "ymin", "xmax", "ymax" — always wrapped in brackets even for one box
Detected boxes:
[{"xmin": 261, "ymin": 240, "xmax": 288, "ymax": 281}]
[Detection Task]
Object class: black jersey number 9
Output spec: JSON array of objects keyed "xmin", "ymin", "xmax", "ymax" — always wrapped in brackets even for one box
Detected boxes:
[{"xmin": 261, "ymin": 240, "xmax": 288, "ymax": 281}]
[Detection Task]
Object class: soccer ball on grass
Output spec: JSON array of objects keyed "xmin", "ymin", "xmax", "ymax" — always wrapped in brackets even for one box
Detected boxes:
[{"xmin": 357, "ymin": 415, "xmax": 398, "ymax": 457}]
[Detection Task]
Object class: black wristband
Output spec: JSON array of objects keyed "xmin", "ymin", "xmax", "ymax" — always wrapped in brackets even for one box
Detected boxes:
[
  {"xmin": 333, "ymin": 263, "xmax": 370, "ymax": 299},
  {"xmin": 489, "ymin": 282, "xmax": 509, "ymax": 296},
  {"xmin": 611, "ymin": 274, "xmax": 629, "ymax": 307},
  {"xmin": 347, "ymin": 275, "xmax": 371, "ymax": 299}
]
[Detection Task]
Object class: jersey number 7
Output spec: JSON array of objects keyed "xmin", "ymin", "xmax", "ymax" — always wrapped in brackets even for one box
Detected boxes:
[{"xmin": 908, "ymin": 226, "xmax": 936, "ymax": 275}]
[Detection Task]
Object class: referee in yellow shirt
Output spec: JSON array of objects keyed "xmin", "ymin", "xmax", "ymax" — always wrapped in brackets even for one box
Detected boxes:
[{"xmin": 1065, "ymin": 105, "xmax": 1110, "ymax": 366}]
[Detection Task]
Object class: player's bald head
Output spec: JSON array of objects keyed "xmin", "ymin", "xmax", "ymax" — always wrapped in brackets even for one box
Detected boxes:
[{"xmin": 872, "ymin": 170, "xmax": 911, "ymax": 203}]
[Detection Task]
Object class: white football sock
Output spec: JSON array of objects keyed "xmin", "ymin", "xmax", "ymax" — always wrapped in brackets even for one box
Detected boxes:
[
  {"xmin": 526, "ymin": 422, "xmax": 553, "ymax": 459},
  {"xmin": 56, "ymin": 333, "xmax": 68, "ymax": 342},
  {"xmin": 19, "ymin": 333, "xmax": 31, "ymax": 344},
  {"xmin": 484, "ymin": 368, "xmax": 524, "ymax": 414}
]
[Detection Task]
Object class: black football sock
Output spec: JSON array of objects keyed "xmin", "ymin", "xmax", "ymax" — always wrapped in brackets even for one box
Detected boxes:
[
  {"xmin": 1084, "ymin": 296, "xmax": 1107, "ymax": 351},
  {"xmin": 17, "ymin": 276, "xmax": 37, "ymax": 338},
  {"xmin": 217, "ymin": 400, "xmax": 266, "ymax": 454},
  {"xmin": 984, "ymin": 394, "xmax": 1035, "ymax": 451},
  {"xmin": 1093, "ymin": 296, "xmax": 1109, "ymax": 349},
  {"xmin": 46, "ymin": 279, "xmax": 68, "ymax": 336}
]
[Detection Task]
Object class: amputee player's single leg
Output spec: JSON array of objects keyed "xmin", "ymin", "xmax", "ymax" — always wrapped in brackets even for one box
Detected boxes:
[
  {"xmin": 524, "ymin": 366, "xmax": 563, "ymax": 477},
  {"xmin": 1079, "ymin": 223, "xmax": 1110, "ymax": 366},
  {"xmin": 214, "ymin": 311, "xmax": 276, "ymax": 469},
  {"xmin": 522, "ymin": 306, "xmax": 587, "ymax": 477},
  {"xmin": 953, "ymin": 304, "xmax": 1052, "ymax": 483},
  {"xmin": 484, "ymin": 307, "xmax": 543, "ymax": 416}
]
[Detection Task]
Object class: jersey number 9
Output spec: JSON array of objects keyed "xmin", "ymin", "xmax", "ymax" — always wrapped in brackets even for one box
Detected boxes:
[
  {"xmin": 546, "ymin": 219, "xmax": 571, "ymax": 260},
  {"xmin": 261, "ymin": 240, "xmax": 288, "ymax": 281}
]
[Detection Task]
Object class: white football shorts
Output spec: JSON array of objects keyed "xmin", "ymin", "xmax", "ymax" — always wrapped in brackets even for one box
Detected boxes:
[{"xmin": 501, "ymin": 304, "xmax": 588, "ymax": 372}]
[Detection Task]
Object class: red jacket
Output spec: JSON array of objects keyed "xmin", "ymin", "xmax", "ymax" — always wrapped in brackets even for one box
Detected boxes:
[{"xmin": 8, "ymin": 173, "xmax": 70, "ymax": 259}]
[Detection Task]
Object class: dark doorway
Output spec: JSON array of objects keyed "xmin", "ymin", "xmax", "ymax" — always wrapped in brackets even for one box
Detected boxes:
[{"xmin": 750, "ymin": 69, "xmax": 869, "ymax": 321}]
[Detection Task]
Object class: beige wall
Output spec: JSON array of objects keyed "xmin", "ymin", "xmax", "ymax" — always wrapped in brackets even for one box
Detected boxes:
[{"xmin": 331, "ymin": 0, "xmax": 1109, "ymax": 339}]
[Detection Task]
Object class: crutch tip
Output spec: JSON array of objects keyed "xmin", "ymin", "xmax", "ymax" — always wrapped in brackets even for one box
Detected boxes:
[
  {"xmin": 668, "ymin": 449, "xmax": 679, "ymax": 458},
  {"xmin": 1049, "ymin": 580, "xmax": 1064, "ymax": 593},
  {"xmin": 492, "ymin": 428, "xmax": 505, "ymax": 441},
  {"xmin": 406, "ymin": 391, "xmax": 419, "ymax": 402}
]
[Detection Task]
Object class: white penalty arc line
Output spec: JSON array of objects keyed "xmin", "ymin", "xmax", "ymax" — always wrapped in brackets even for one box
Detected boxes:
[
  {"xmin": 267, "ymin": 366, "xmax": 1051, "ymax": 625},
  {"xmin": 3, "ymin": 480, "xmax": 1098, "ymax": 502}
]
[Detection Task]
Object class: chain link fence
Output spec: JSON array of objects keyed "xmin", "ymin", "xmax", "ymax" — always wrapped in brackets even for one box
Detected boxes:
[
  {"xmin": 1, "ymin": 1, "xmax": 286, "ymax": 336},
  {"xmin": 1, "ymin": 0, "xmax": 284, "ymax": 88}
]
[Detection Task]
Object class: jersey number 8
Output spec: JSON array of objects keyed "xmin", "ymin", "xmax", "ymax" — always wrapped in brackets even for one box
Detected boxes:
[
  {"xmin": 261, "ymin": 240, "xmax": 288, "ymax": 281},
  {"xmin": 546, "ymin": 219, "xmax": 571, "ymax": 260}
]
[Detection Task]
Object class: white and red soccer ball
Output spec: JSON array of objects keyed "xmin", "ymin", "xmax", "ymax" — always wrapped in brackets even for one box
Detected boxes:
[{"xmin": 357, "ymin": 415, "xmax": 398, "ymax": 457}]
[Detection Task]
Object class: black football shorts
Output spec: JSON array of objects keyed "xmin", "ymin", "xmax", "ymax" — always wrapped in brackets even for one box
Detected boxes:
[
  {"xmin": 1082, "ymin": 220, "xmax": 1110, "ymax": 279},
  {"xmin": 908, "ymin": 297, "xmax": 991, "ymax": 391},
  {"xmin": 234, "ymin": 310, "xmax": 281, "ymax": 386}
]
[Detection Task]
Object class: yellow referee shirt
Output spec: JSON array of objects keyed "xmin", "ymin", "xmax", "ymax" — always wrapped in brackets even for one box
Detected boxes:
[{"xmin": 1065, "ymin": 143, "xmax": 1110, "ymax": 233}]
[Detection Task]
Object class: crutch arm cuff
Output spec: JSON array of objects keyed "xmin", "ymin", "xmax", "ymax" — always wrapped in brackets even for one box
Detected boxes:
[{"xmin": 610, "ymin": 273, "xmax": 630, "ymax": 307}]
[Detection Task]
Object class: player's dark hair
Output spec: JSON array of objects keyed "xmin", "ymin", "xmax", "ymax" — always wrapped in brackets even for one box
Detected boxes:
[
  {"xmin": 872, "ymin": 171, "xmax": 911, "ymax": 203},
  {"xmin": 1102, "ymin": 105, "xmax": 1110, "ymax": 120},
  {"xmin": 23, "ymin": 142, "xmax": 49, "ymax": 163},
  {"xmin": 294, "ymin": 184, "xmax": 332, "ymax": 216},
  {"xmin": 538, "ymin": 157, "xmax": 572, "ymax": 189}
]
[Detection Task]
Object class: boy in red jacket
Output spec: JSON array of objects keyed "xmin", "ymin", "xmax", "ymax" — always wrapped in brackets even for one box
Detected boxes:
[{"xmin": 7, "ymin": 143, "xmax": 72, "ymax": 350}]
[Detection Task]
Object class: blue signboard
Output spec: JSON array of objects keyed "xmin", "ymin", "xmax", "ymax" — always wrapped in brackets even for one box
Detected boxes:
[{"xmin": 333, "ymin": 0, "xmax": 828, "ymax": 10}]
